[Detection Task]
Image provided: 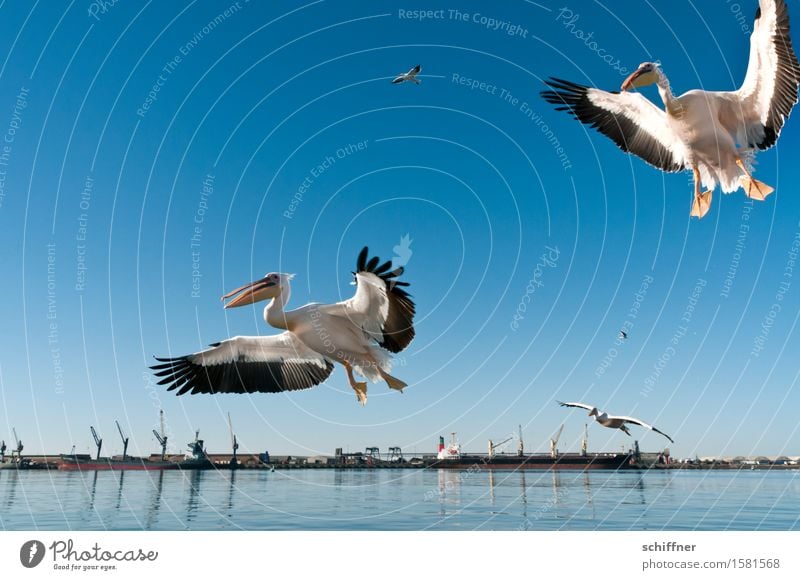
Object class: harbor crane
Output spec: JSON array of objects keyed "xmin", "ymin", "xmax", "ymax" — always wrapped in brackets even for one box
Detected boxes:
[
  {"xmin": 228, "ymin": 412, "xmax": 239, "ymax": 469},
  {"xmin": 365, "ymin": 447, "xmax": 380, "ymax": 460},
  {"xmin": 90, "ymin": 426, "xmax": 103, "ymax": 460},
  {"xmin": 488, "ymin": 436, "xmax": 513, "ymax": 458},
  {"xmin": 115, "ymin": 420, "xmax": 129, "ymax": 460},
  {"xmin": 12, "ymin": 428, "xmax": 23, "ymax": 460},
  {"xmin": 388, "ymin": 446, "xmax": 403, "ymax": 462},
  {"xmin": 581, "ymin": 424, "xmax": 588, "ymax": 457},
  {"xmin": 550, "ymin": 424, "xmax": 564, "ymax": 459},
  {"xmin": 152, "ymin": 410, "xmax": 168, "ymax": 461}
]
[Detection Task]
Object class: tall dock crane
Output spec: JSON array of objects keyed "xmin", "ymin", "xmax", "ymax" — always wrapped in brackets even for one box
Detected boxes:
[
  {"xmin": 90, "ymin": 426, "xmax": 103, "ymax": 460},
  {"xmin": 115, "ymin": 421, "xmax": 129, "ymax": 460},
  {"xmin": 550, "ymin": 424, "xmax": 564, "ymax": 459},
  {"xmin": 152, "ymin": 410, "xmax": 168, "ymax": 461}
]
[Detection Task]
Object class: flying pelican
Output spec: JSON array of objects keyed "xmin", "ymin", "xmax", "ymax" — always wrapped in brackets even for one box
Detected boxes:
[
  {"xmin": 541, "ymin": 0, "xmax": 800, "ymax": 218},
  {"xmin": 151, "ymin": 247, "xmax": 415, "ymax": 406},
  {"xmin": 618, "ymin": 330, "xmax": 628, "ymax": 340},
  {"xmin": 557, "ymin": 401, "xmax": 675, "ymax": 444},
  {"xmin": 392, "ymin": 64, "xmax": 422, "ymax": 84}
]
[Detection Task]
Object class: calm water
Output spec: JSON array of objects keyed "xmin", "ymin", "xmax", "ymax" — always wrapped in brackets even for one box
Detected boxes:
[{"xmin": 1, "ymin": 468, "xmax": 798, "ymax": 531}]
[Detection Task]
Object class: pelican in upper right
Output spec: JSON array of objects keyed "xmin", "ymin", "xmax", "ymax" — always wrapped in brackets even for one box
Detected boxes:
[{"xmin": 541, "ymin": 0, "xmax": 800, "ymax": 218}]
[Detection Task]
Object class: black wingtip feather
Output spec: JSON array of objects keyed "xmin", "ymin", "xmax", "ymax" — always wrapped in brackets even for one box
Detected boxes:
[{"xmin": 354, "ymin": 247, "xmax": 417, "ymax": 353}]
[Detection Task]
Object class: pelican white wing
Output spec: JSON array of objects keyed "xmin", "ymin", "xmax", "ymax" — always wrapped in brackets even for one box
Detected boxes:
[
  {"xmin": 612, "ymin": 414, "xmax": 675, "ymax": 444},
  {"xmin": 541, "ymin": 78, "xmax": 688, "ymax": 172},
  {"xmin": 152, "ymin": 333, "xmax": 334, "ymax": 395},
  {"xmin": 320, "ymin": 247, "xmax": 415, "ymax": 353},
  {"xmin": 557, "ymin": 401, "xmax": 596, "ymax": 412},
  {"xmin": 728, "ymin": 0, "xmax": 800, "ymax": 148}
]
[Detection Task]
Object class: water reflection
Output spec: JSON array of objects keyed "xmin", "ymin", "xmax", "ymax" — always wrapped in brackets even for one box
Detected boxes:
[
  {"xmin": 0, "ymin": 469, "xmax": 797, "ymax": 531},
  {"xmin": 144, "ymin": 471, "xmax": 165, "ymax": 529}
]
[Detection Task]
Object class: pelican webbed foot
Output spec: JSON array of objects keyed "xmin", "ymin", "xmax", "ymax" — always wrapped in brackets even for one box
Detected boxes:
[
  {"xmin": 353, "ymin": 382, "xmax": 368, "ymax": 406},
  {"xmin": 740, "ymin": 177, "xmax": 774, "ymax": 201},
  {"xmin": 736, "ymin": 158, "xmax": 774, "ymax": 201},
  {"xmin": 381, "ymin": 372, "xmax": 407, "ymax": 393},
  {"xmin": 691, "ymin": 190, "xmax": 713, "ymax": 219}
]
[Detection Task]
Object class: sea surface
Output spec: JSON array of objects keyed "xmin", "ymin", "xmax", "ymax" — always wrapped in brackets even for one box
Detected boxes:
[{"xmin": 1, "ymin": 468, "xmax": 798, "ymax": 531}]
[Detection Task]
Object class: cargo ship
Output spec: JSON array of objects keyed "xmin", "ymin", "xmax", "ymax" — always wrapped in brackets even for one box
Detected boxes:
[
  {"xmin": 57, "ymin": 454, "xmax": 179, "ymax": 471},
  {"xmin": 429, "ymin": 432, "xmax": 636, "ymax": 471},
  {"xmin": 58, "ymin": 422, "xmax": 179, "ymax": 471}
]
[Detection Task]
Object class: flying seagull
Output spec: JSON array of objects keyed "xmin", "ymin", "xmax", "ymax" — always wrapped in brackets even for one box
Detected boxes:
[
  {"xmin": 619, "ymin": 330, "xmax": 628, "ymax": 340},
  {"xmin": 541, "ymin": 0, "xmax": 800, "ymax": 218},
  {"xmin": 557, "ymin": 401, "xmax": 675, "ymax": 444},
  {"xmin": 151, "ymin": 247, "xmax": 416, "ymax": 406},
  {"xmin": 392, "ymin": 64, "xmax": 422, "ymax": 84}
]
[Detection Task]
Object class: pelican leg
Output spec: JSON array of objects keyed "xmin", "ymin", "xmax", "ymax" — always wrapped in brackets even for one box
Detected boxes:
[
  {"xmin": 690, "ymin": 167, "xmax": 713, "ymax": 219},
  {"xmin": 343, "ymin": 362, "xmax": 367, "ymax": 406},
  {"xmin": 736, "ymin": 158, "xmax": 774, "ymax": 201},
  {"xmin": 364, "ymin": 354, "xmax": 407, "ymax": 392}
]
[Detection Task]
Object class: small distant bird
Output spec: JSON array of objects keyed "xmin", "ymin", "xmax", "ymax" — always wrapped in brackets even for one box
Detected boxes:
[
  {"xmin": 151, "ymin": 247, "xmax": 416, "ymax": 406},
  {"xmin": 541, "ymin": 0, "xmax": 800, "ymax": 219},
  {"xmin": 619, "ymin": 330, "xmax": 628, "ymax": 340},
  {"xmin": 557, "ymin": 401, "xmax": 674, "ymax": 444},
  {"xmin": 392, "ymin": 64, "xmax": 422, "ymax": 84}
]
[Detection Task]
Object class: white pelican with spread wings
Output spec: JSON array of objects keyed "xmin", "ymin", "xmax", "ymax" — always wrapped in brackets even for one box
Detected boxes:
[
  {"xmin": 152, "ymin": 247, "xmax": 415, "ymax": 405},
  {"xmin": 392, "ymin": 64, "xmax": 422, "ymax": 84},
  {"xmin": 542, "ymin": 0, "xmax": 800, "ymax": 218},
  {"xmin": 558, "ymin": 401, "xmax": 675, "ymax": 444}
]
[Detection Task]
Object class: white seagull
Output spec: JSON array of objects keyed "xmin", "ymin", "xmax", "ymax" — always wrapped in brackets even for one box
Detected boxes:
[
  {"xmin": 152, "ymin": 247, "xmax": 415, "ymax": 406},
  {"xmin": 557, "ymin": 401, "xmax": 675, "ymax": 444},
  {"xmin": 541, "ymin": 0, "xmax": 800, "ymax": 218},
  {"xmin": 392, "ymin": 64, "xmax": 422, "ymax": 84}
]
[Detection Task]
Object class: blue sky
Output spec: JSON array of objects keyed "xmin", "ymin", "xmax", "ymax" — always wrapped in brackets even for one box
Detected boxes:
[{"xmin": 1, "ymin": 0, "xmax": 799, "ymax": 460}]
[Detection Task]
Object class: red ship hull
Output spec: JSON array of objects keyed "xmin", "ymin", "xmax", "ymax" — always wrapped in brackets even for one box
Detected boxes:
[
  {"xmin": 57, "ymin": 457, "xmax": 178, "ymax": 471},
  {"xmin": 431, "ymin": 453, "xmax": 635, "ymax": 471}
]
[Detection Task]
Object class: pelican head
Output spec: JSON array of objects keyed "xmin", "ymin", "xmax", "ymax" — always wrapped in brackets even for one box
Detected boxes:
[
  {"xmin": 588, "ymin": 407, "xmax": 599, "ymax": 418},
  {"xmin": 621, "ymin": 62, "xmax": 661, "ymax": 91},
  {"xmin": 221, "ymin": 272, "xmax": 294, "ymax": 308}
]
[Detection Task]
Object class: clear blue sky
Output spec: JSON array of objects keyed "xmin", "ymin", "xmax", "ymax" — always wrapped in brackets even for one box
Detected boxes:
[{"xmin": 1, "ymin": 0, "xmax": 799, "ymax": 460}]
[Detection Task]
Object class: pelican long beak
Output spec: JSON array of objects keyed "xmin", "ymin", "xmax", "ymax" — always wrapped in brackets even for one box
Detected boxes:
[
  {"xmin": 621, "ymin": 65, "xmax": 656, "ymax": 91},
  {"xmin": 221, "ymin": 277, "xmax": 275, "ymax": 308}
]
